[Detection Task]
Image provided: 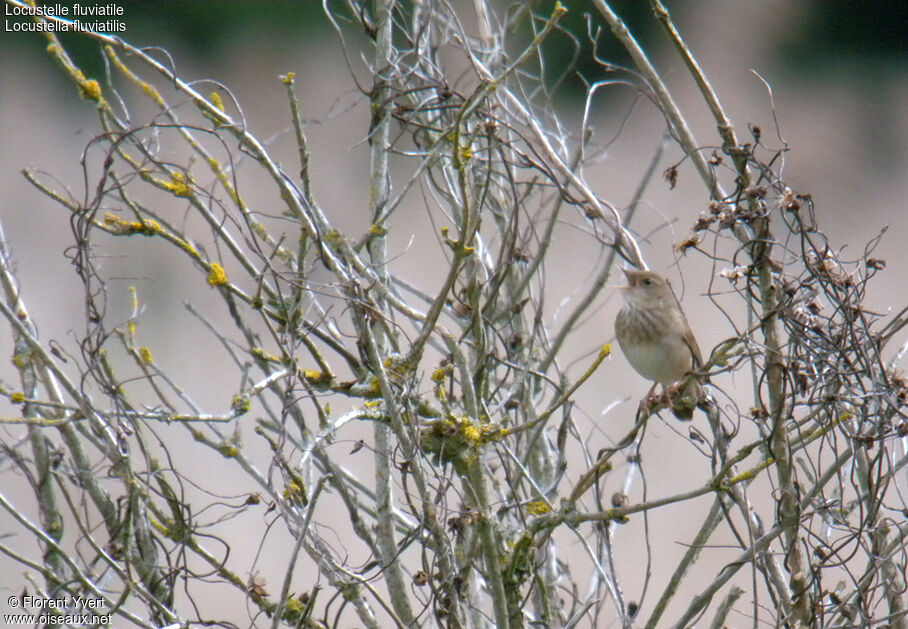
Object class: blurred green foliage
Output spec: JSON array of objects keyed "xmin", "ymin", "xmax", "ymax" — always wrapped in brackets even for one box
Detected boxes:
[
  {"xmin": 3, "ymin": 0, "xmax": 904, "ymax": 105},
  {"xmin": 3, "ymin": 0, "xmax": 326, "ymax": 83},
  {"xmin": 782, "ymin": 0, "xmax": 908, "ymax": 69}
]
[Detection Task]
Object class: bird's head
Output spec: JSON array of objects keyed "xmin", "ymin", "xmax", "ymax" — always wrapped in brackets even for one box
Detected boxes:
[{"xmin": 619, "ymin": 269, "xmax": 673, "ymax": 307}]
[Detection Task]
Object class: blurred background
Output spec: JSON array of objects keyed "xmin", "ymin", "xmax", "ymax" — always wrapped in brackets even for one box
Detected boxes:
[
  {"xmin": 1, "ymin": 0, "xmax": 907, "ymax": 626},
  {"xmin": 4, "ymin": 0, "xmax": 907, "ymax": 350}
]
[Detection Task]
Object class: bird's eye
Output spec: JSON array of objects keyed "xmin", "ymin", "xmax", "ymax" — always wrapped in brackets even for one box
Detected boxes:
[{"xmin": 642, "ymin": 278, "xmax": 653, "ymax": 286}]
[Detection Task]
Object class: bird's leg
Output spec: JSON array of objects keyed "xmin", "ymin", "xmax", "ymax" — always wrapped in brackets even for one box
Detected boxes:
[
  {"xmin": 639, "ymin": 382, "xmax": 660, "ymax": 415},
  {"xmin": 663, "ymin": 381, "xmax": 682, "ymax": 403}
]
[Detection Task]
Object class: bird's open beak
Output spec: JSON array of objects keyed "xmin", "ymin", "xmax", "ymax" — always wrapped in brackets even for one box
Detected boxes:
[{"xmin": 620, "ymin": 268, "xmax": 636, "ymax": 288}]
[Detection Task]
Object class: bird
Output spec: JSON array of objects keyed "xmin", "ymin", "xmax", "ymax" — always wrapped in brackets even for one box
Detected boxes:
[{"xmin": 614, "ymin": 268, "xmax": 704, "ymax": 419}]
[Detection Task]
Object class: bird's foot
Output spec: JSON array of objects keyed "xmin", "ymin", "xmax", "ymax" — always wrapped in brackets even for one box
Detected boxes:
[
  {"xmin": 638, "ymin": 384, "xmax": 663, "ymax": 416},
  {"xmin": 663, "ymin": 382, "xmax": 682, "ymax": 401}
]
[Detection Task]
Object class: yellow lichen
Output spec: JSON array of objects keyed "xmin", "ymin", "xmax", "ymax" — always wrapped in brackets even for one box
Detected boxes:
[
  {"xmin": 460, "ymin": 420, "xmax": 481, "ymax": 445},
  {"xmin": 149, "ymin": 517, "xmax": 172, "ymax": 538},
  {"xmin": 209, "ymin": 91, "xmax": 224, "ymax": 112},
  {"xmin": 79, "ymin": 79, "xmax": 102, "ymax": 102},
  {"xmin": 302, "ymin": 369, "xmax": 330, "ymax": 384},
  {"xmin": 207, "ymin": 263, "xmax": 228, "ymax": 286},
  {"xmin": 382, "ymin": 356, "xmax": 409, "ymax": 379},
  {"xmin": 323, "ymin": 229, "xmax": 343, "ymax": 246},
  {"xmin": 138, "ymin": 347, "xmax": 153, "ymax": 364},
  {"xmin": 218, "ymin": 443, "xmax": 239, "ymax": 458},
  {"xmin": 161, "ymin": 172, "xmax": 191, "ymax": 197},
  {"xmin": 283, "ymin": 480, "xmax": 307, "ymax": 506},
  {"xmin": 526, "ymin": 500, "xmax": 551, "ymax": 516},
  {"xmin": 103, "ymin": 45, "xmax": 157, "ymax": 106},
  {"xmin": 231, "ymin": 394, "xmax": 251, "ymax": 415},
  {"xmin": 101, "ymin": 213, "xmax": 161, "ymax": 236},
  {"xmin": 141, "ymin": 82, "xmax": 164, "ymax": 105},
  {"xmin": 422, "ymin": 415, "xmax": 507, "ymax": 467},
  {"xmin": 252, "ymin": 347, "xmax": 280, "ymax": 363},
  {"xmin": 283, "ymin": 597, "xmax": 304, "ymax": 617},
  {"xmin": 205, "ymin": 157, "xmax": 242, "ymax": 206},
  {"xmin": 430, "ymin": 366, "xmax": 451, "ymax": 383},
  {"xmin": 250, "ymin": 221, "xmax": 269, "ymax": 240},
  {"xmin": 281, "ymin": 72, "xmax": 295, "ymax": 85},
  {"xmin": 10, "ymin": 392, "xmax": 26, "ymax": 404},
  {"xmin": 175, "ymin": 238, "xmax": 200, "ymax": 260},
  {"xmin": 455, "ymin": 416, "xmax": 507, "ymax": 446}
]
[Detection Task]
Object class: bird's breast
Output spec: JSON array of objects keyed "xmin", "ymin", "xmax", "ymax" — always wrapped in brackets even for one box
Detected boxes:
[{"xmin": 616, "ymin": 304, "xmax": 692, "ymax": 386}]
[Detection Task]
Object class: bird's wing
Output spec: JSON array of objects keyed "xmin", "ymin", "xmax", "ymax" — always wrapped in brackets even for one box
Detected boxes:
[
  {"xmin": 682, "ymin": 325, "xmax": 704, "ymax": 369},
  {"xmin": 667, "ymin": 279, "xmax": 704, "ymax": 368}
]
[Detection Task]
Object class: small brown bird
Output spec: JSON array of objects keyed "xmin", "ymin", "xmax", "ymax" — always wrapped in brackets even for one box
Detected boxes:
[{"xmin": 615, "ymin": 269, "xmax": 703, "ymax": 419}]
